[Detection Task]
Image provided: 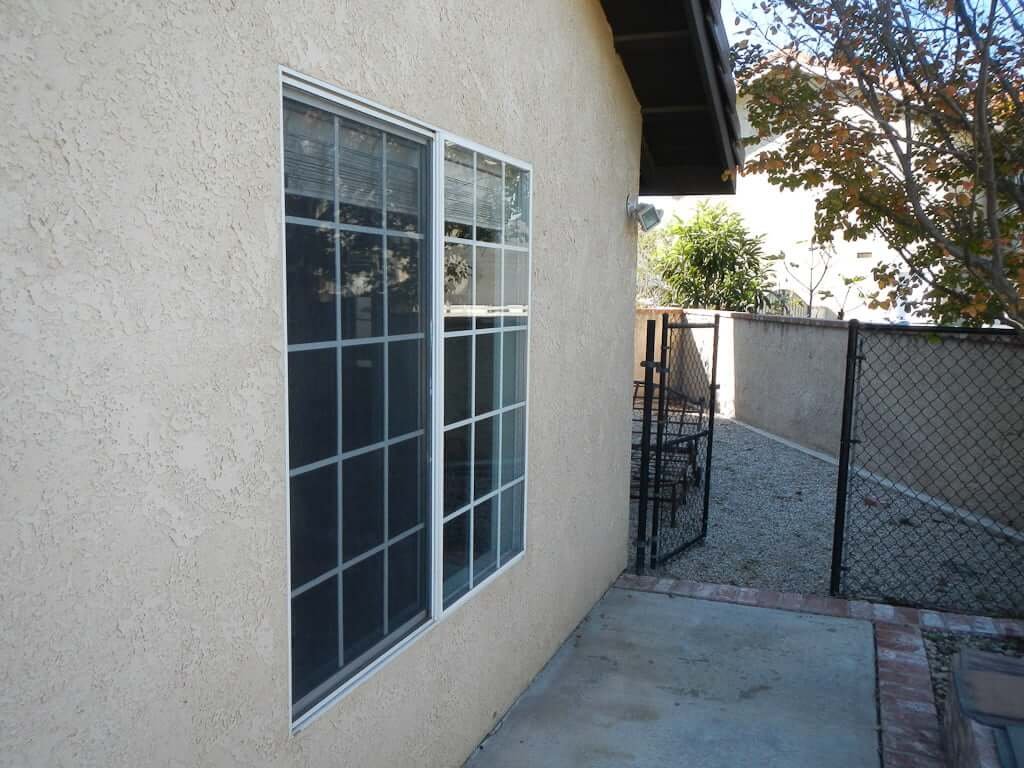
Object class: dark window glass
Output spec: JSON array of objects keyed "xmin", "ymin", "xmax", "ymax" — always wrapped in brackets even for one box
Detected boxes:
[
  {"xmin": 502, "ymin": 330, "xmax": 527, "ymax": 406},
  {"xmin": 387, "ymin": 135, "xmax": 423, "ymax": 233},
  {"xmin": 475, "ymin": 333, "xmax": 501, "ymax": 415},
  {"xmin": 285, "ymin": 100, "xmax": 434, "ymax": 719},
  {"xmin": 475, "ymin": 246, "xmax": 500, "ymax": 329},
  {"xmin": 288, "ymin": 349, "xmax": 337, "ymax": 468},
  {"xmin": 473, "ymin": 498, "xmax": 498, "ymax": 585},
  {"xmin": 341, "ymin": 449, "xmax": 384, "ymax": 560},
  {"xmin": 388, "ymin": 237, "xmax": 422, "ymax": 334},
  {"xmin": 389, "ymin": 435, "xmax": 424, "ymax": 537},
  {"xmin": 500, "ymin": 481, "xmax": 525, "ymax": 562},
  {"xmin": 283, "ymin": 99, "xmax": 334, "ymax": 222},
  {"xmin": 501, "ymin": 407, "xmax": 526, "ymax": 485},
  {"xmin": 338, "ymin": 120, "xmax": 382, "ymax": 227},
  {"xmin": 502, "ymin": 249, "xmax": 528, "ymax": 327},
  {"xmin": 286, "ymin": 224, "xmax": 336, "ymax": 344},
  {"xmin": 474, "ymin": 416, "xmax": 500, "ymax": 499},
  {"xmin": 291, "ymin": 577, "xmax": 339, "ymax": 706},
  {"xmin": 444, "ymin": 243, "xmax": 473, "ymax": 332},
  {"xmin": 290, "ymin": 464, "xmax": 338, "ymax": 586},
  {"xmin": 443, "ymin": 512, "xmax": 470, "ymax": 607},
  {"xmin": 443, "ymin": 425, "xmax": 471, "ymax": 515},
  {"xmin": 341, "ymin": 343, "xmax": 384, "ymax": 451},
  {"xmin": 444, "ymin": 336, "xmax": 471, "ymax": 425},
  {"xmin": 340, "ymin": 232, "xmax": 383, "ymax": 339},
  {"xmin": 389, "ymin": 531, "xmax": 427, "ymax": 628},
  {"xmin": 389, "ymin": 339, "xmax": 423, "ymax": 437},
  {"xmin": 342, "ymin": 553, "xmax": 384, "ymax": 661}
]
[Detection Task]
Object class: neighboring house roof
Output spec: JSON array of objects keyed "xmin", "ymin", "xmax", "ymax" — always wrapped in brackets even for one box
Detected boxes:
[{"xmin": 601, "ymin": 0, "xmax": 743, "ymax": 195}]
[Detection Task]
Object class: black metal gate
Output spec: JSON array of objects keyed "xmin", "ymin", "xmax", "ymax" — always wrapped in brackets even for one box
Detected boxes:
[
  {"xmin": 830, "ymin": 320, "xmax": 1024, "ymax": 618},
  {"xmin": 631, "ymin": 314, "xmax": 719, "ymax": 573}
]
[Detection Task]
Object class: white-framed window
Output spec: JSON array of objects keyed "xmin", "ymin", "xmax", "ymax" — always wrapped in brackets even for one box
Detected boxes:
[
  {"xmin": 280, "ymin": 70, "xmax": 531, "ymax": 729},
  {"xmin": 439, "ymin": 141, "xmax": 529, "ymax": 608}
]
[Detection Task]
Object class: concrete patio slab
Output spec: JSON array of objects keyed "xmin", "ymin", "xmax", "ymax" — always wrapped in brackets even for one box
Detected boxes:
[{"xmin": 466, "ymin": 587, "xmax": 880, "ymax": 768}]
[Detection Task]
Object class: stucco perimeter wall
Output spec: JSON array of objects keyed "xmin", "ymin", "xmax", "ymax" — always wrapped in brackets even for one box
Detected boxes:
[
  {"xmin": 0, "ymin": 3, "xmax": 640, "ymax": 767},
  {"xmin": 634, "ymin": 308, "xmax": 847, "ymax": 456}
]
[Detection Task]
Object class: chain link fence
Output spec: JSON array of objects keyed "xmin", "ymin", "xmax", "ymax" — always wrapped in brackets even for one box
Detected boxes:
[{"xmin": 832, "ymin": 323, "xmax": 1024, "ymax": 618}]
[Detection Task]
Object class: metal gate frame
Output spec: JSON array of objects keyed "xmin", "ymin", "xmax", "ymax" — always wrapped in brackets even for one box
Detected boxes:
[{"xmin": 633, "ymin": 314, "xmax": 719, "ymax": 573}]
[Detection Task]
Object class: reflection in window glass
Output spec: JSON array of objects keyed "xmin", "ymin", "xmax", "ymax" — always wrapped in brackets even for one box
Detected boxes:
[
  {"xmin": 339, "ymin": 120, "xmax": 383, "ymax": 227},
  {"xmin": 388, "ymin": 236, "xmax": 422, "ymax": 334},
  {"xmin": 444, "ymin": 143, "xmax": 474, "ymax": 239},
  {"xmin": 442, "ymin": 144, "xmax": 530, "ymax": 611},
  {"xmin": 284, "ymin": 96, "xmax": 432, "ymax": 720},
  {"xmin": 476, "ymin": 155, "xmax": 502, "ymax": 243},
  {"xmin": 386, "ymin": 135, "xmax": 423, "ymax": 232},
  {"xmin": 475, "ymin": 246, "xmax": 500, "ymax": 329},
  {"xmin": 504, "ymin": 165, "xmax": 530, "ymax": 246},
  {"xmin": 340, "ymin": 232, "xmax": 384, "ymax": 339},
  {"xmin": 502, "ymin": 249, "xmax": 529, "ymax": 327},
  {"xmin": 284, "ymin": 100, "xmax": 334, "ymax": 221},
  {"xmin": 444, "ymin": 243, "xmax": 473, "ymax": 332},
  {"xmin": 285, "ymin": 225, "xmax": 336, "ymax": 344}
]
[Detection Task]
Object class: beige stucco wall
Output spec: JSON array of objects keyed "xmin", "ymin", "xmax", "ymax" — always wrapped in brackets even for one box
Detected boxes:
[
  {"xmin": 634, "ymin": 308, "xmax": 845, "ymax": 455},
  {"xmin": 0, "ymin": 2, "xmax": 640, "ymax": 766}
]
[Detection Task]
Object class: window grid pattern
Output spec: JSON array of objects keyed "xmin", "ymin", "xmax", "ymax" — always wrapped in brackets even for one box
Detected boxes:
[
  {"xmin": 442, "ymin": 142, "xmax": 528, "ymax": 609},
  {"xmin": 285, "ymin": 97, "xmax": 430, "ymax": 718}
]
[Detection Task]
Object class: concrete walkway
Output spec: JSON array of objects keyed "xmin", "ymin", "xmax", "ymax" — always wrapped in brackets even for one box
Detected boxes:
[{"xmin": 466, "ymin": 587, "xmax": 880, "ymax": 768}]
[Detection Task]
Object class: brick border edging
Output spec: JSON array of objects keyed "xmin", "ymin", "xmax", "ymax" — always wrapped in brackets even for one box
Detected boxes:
[
  {"xmin": 614, "ymin": 573, "xmax": 1024, "ymax": 637},
  {"xmin": 615, "ymin": 574, "xmax": 1024, "ymax": 768},
  {"xmin": 875, "ymin": 623, "xmax": 943, "ymax": 767}
]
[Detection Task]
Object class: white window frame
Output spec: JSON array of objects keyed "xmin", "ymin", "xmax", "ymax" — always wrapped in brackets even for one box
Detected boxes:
[{"xmin": 279, "ymin": 67, "xmax": 532, "ymax": 733}]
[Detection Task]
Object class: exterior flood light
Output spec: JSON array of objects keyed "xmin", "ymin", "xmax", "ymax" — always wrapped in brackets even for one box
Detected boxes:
[{"xmin": 626, "ymin": 194, "xmax": 664, "ymax": 232}]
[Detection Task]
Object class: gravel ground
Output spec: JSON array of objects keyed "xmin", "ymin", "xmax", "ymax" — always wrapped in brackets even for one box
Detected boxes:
[
  {"xmin": 842, "ymin": 471, "xmax": 1024, "ymax": 618},
  {"xmin": 922, "ymin": 630, "xmax": 1024, "ymax": 724},
  {"xmin": 656, "ymin": 418, "xmax": 838, "ymax": 595},
  {"xmin": 631, "ymin": 417, "xmax": 1024, "ymax": 617}
]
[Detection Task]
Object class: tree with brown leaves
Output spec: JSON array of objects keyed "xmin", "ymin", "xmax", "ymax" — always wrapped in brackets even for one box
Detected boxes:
[{"xmin": 733, "ymin": 0, "xmax": 1024, "ymax": 329}]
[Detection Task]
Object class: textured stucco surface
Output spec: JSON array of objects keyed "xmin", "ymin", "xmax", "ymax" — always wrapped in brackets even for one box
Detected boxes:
[{"xmin": 0, "ymin": 2, "xmax": 640, "ymax": 766}]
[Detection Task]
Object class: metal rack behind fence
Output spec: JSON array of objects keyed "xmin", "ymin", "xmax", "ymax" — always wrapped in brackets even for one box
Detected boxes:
[{"xmin": 631, "ymin": 314, "xmax": 719, "ymax": 573}]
